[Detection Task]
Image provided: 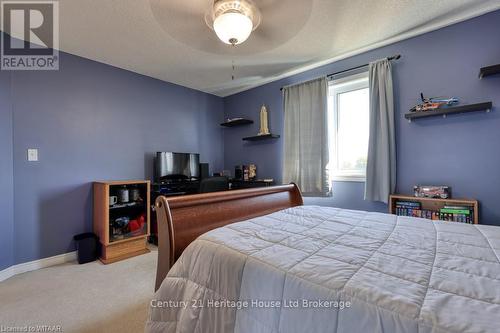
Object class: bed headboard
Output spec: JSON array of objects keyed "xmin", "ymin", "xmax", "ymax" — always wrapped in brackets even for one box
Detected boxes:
[{"xmin": 154, "ymin": 184, "xmax": 303, "ymax": 290}]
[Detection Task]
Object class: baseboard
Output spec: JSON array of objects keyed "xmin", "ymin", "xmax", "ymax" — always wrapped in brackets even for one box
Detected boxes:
[
  {"xmin": 0, "ymin": 266, "xmax": 15, "ymax": 283},
  {"xmin": 0, "ymin": 251, "xmax": 77, "ymax": 282}
]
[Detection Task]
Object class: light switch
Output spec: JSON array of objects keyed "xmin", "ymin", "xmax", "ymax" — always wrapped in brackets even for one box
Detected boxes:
[{"xmin": 27, "ymin": 148, "xmax": 38, "ymax": 162}]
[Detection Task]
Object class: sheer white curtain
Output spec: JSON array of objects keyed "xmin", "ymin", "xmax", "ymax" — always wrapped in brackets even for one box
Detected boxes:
[
  {"xmin": 283, "ymin": 77, "xmax": 329, "ymax": 196},
  {"xmin": 365, "ymin": 59, "xmax": 396, "ymax": 203}
]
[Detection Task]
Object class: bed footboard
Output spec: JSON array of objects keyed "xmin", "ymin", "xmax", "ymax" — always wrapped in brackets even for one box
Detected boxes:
[{"xmin": 154, "ymin": 184, "xmax": 303, "ymax": 290}]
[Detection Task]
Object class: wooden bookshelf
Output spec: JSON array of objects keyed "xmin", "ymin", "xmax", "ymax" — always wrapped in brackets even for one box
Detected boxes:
[
  {"xmin": 389, "ymin": 194, "xmax": 479, "ymax": 224},
  {"xmin": 93, "ymin": 180, "xmax": 150, "ymax": 264}
]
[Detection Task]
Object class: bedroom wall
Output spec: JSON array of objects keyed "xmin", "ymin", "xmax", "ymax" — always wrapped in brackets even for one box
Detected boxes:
[
  {"xmin": 223, "ymin": 10, "xmax": 500, "ymax": 225},
  {"xmin": 2, "ymin": 51, "xmax": 224, "ymax": 266},
  {"xmin": 0, "ymin": 72, "xmax": 14, "ymax": 270}
]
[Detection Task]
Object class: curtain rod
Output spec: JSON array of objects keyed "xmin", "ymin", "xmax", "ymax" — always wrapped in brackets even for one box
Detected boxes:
[{"xmin": 280, "ymin": 54, "xmax": 401, "ymax": 91}]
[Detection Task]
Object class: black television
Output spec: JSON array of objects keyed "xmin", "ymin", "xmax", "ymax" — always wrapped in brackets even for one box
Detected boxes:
[{"xmin": 155, "ymin": 152, "xmax": 200, "ymax": 181}]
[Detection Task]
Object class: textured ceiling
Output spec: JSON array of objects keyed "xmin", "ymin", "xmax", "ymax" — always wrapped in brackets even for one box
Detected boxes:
[{"xmin": 57, "ymin": 0, "xmax": 500, "ymax": 97}]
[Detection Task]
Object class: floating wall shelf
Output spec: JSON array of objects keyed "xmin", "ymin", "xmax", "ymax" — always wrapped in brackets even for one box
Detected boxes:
[
  {"xmin": 405, "ymin": 102, "xmax": 492, "ymax": 122},
  {"xmin": 220, "ymin": 119, "xmax": 254, "ymax": 127},
  {"xmin": 479, "ymin": 64, "xmax": 500, "ymax": 79},
  {"xmin": 242, "ymin": 134, "xmax": 280, "ymax": 141}
]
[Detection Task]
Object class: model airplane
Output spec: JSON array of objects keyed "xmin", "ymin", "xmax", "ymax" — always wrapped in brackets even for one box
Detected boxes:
[{"xmin": 410, "ymin": 93, "xmax": 459, "ymax": 112}]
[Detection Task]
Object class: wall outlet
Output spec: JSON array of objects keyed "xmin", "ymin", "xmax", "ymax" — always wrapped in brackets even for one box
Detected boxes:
[{"xmin": 27, "ymin": 148, "xmax": 39, "ymax": 162}]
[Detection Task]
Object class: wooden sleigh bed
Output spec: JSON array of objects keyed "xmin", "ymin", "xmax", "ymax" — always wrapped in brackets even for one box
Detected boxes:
[
  {"xmin": 149, "ymin": 184, "xmax": 500, "ymax": 333},
  {"xmin": 154, "ymin": 184, "xmax": 304, "ymax": 290}
]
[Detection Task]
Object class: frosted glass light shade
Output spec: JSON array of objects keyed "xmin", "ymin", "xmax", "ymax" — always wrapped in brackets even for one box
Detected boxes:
[{"xmin": 213, "ymin": 12, "xmax": 253, "ymax": 45}]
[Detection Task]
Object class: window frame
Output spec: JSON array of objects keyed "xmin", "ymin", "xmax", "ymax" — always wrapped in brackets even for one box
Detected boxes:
[{"xmin": 328, "ymin": 71, "xmax": 369, "ymax": 183}]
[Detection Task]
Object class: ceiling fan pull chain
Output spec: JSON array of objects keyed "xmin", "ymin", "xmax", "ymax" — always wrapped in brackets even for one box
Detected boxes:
[{"xmin": 231, "ymin": 42, "xmax": 237, "ymax": 81}]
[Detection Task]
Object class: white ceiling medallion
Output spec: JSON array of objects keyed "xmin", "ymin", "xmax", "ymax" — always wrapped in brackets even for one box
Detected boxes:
[{"xmin": 205, "ymin": 0, "xmax": 262, "ymax": 46}]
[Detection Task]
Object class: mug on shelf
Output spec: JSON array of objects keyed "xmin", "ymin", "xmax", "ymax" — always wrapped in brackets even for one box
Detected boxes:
[
  {"xmin": 117, "ymin": 186, "xmax": 129, "ymax": 203},
  {"xmin": 130, "ymin": 188, "xmax": 140, "ymax": 202},
  {"xmin": 109, "ymin": 196, "xmax": 118, "ymax": 206}
]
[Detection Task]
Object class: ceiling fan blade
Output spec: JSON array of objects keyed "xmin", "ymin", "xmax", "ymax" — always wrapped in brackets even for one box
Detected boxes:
[
  {"xmin": 149, "ymin": 0, "xmax": 211, "ymax": 22},
  {"xmin": 149, "ymin": 0, "xmax": 313, "ymax": 56},
  {"xmin": 255, "ymin": 0, "xmax": 289, "ymax": 12}
]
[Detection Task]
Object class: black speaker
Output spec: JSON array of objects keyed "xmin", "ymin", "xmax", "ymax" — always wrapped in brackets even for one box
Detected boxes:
[
  {"xmin": 234, "ymin": 165, "xmax": 243, "ymax": 180},
  {"xmin": 73, "ymin": 233, "xmax": 100, "ymax": 264},
  {"xmin": 199, "ymin": 163, "xmax": 209, "ymax": 180}
]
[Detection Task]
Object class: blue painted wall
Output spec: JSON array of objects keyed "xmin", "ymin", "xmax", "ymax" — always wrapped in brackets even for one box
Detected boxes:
[
  {"xmin": 1, "ymin": 10, "xmax": 500, "ymax": 270},
  {"xmin": 1, "ymin": 51, "xmax": 224, "ymax": 266},
  {"xmin": 223, "ymin": 10, "xmax": 500, "ymax": 224},
  {"xmin": 0, "ymin": 72, "xmax": 14, "ymax": 270}
]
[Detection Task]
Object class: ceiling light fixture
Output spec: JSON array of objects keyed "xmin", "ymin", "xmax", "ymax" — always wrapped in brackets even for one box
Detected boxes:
[{"xmin": 206, "ymin": 0, "xmax": 261, "ymax": 46}]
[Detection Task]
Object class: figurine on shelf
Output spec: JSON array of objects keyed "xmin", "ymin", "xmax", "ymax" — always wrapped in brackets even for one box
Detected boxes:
[
  {"xmin": 258, "ymin": 104, "xmax": 270, "ymax": 136},
  {"xmin": 248, "ymin": 164, "xmax": 257, "ymax": 180}
]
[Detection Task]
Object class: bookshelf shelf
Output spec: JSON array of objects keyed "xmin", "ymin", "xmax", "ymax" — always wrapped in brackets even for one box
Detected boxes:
[
  {"xmin": 479, "ymin": 64, "xmax": 500, "ymax": 79},
  {"xmin": 220, "ymin": 119, "xmax": 254, "ymax": 127},
  {"xmin": 404, "ymin": 102, "xmax": 492, "ymax": 121},
  {"xmin": 242, "ymin": 134, "xmax": 280, "ymax": 141},
  {"xmin": 389, "ymin": 194, "xmax": 479, "ymax": 224}
]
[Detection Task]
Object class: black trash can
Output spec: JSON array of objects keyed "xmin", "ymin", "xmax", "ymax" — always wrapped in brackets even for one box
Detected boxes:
[{"xmin": 73, "ymin": 233, "xmax": 99, "ymax": 264}]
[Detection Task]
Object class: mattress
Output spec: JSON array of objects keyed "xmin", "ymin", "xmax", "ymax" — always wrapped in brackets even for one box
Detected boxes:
[{"xmin": 146, "ymin": 205, "xmax": 500, "ymax": 333}]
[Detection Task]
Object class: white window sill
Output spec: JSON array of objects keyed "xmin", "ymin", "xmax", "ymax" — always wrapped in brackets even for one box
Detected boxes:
[{"xmin": 332, "ymin": 176, "xmax": 366, "ymax": 183}]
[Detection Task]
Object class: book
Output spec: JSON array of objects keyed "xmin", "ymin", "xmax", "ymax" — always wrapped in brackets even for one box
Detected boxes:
[
  {"xmin": 440, "ymin": 208, "xmax": 471, "ymax": 215},
  {"xmin": 443, "ymin": 205, "xmax": 472, "ymax": 210},
  {"xmin": 396, "ymin": 201, "xmax": 421, "ymax": 208}
]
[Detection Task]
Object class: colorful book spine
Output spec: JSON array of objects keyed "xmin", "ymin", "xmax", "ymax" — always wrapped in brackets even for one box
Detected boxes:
[
  {"xmin": 395, "ymin": 201, "xmax": 422, "ymax": 217},
  {"xmin": 439, "ymin": 207, "xmax": 473, "ymax": 223}
]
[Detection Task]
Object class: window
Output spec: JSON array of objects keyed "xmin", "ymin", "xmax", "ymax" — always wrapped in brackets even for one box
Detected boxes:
[{"xmin": 327, "ymin": 71, "xmax": 369, "ymax": 182}]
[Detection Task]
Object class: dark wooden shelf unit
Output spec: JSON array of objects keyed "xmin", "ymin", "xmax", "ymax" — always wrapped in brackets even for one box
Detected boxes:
[
  {"xmin": 404, "ymin": 102, "xmax": 492, "ymax": 121},
  {"xmin": 220, "ymin": 119, "xmax": 254, "ymax": 127},
  {"xmin": 479, "ymin": 64, "xmax": 500, "ymax": 79},
  {"xmin": 242, "ymin": 134, "xmax": 280, "ymax": 141}
]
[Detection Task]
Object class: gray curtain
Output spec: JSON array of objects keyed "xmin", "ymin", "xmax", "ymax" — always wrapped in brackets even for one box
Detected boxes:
[
  {"xmin": 283, "ymin": 77, "xmax": 329, "ymax": 196},
  {"xmin": 365, "ymin": 59, "xmax": 396, "ymax": 203}
]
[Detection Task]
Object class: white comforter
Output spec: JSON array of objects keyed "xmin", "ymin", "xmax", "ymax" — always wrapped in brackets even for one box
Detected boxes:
[{"xmin": 146, "ymin": 206, "xmax": 500, "ymax": 333}]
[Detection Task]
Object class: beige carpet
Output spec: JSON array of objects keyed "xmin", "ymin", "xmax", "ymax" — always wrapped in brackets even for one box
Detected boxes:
[{"xmin": 0, "ymin": 247, "xmax": 157, "ymax": 333}]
